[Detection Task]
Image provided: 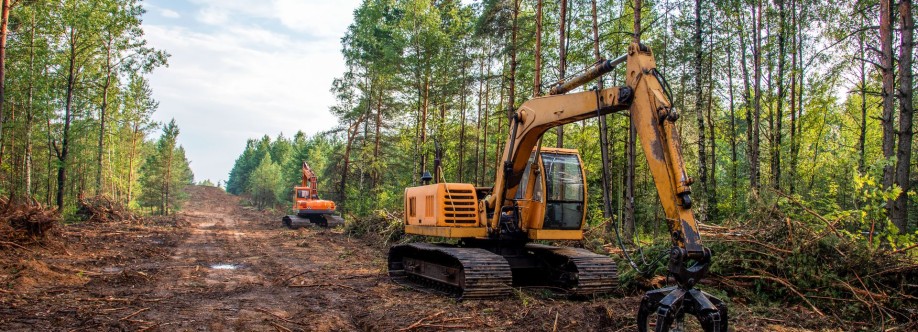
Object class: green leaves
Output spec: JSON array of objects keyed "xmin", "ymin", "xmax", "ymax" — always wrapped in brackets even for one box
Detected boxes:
[{"xmin": 137, "ymin": 119, "xmax": 193, "ymax": 215}]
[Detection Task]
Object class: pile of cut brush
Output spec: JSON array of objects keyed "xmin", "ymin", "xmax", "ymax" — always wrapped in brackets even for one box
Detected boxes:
[
  {"xmin": 343, "ymin": 209, "xmax": 407, "ymax": 247},
  {"xmin": 0, "ymin": 198, "xmax": 60, "ymax": 248},
  {"xmin": 698, "ymin": 196, "xmax": 918, "ymax": 329},
  {"xmin": 76, "ymin": 195, "xmax": 142, "ymax": 223}
]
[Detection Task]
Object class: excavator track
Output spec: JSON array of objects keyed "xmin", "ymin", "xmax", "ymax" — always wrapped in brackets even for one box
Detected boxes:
[
  {"xmin": 525, "ymin": 244, "xmax": 618, "ymax": 296},
  {"xmin": 388, "ymin": 243, "xmax": 512, "ymax": 300}
]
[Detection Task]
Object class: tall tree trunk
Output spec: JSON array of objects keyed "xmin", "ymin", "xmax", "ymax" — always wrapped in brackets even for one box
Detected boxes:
[
  {"xmin": 727, "ymin": 37, "xmax": 738, "ymax": 214},
  {"xmin": 556, "ymin": 0, "xmax": 568, "ymax": 148},
  {"xmin": 794, "ymin": 1, "xmax": 805, "ymax": 195},
  {"xmin": 164, "ymin": 144, "xmax": 174, "ymax": 215},
  {"xmin": 624, "ymin": 117, "xmax": 636, "ymax": 243},
  {"xmin": 892, "ymin": 0, "xmax": 913, "ymax": 232},
  {"xmin": 693, "ymin": 0, "xmax": 708, "ymax": 221},
  {"xmin": 128, "ymin": 124, "xmax": 139, "ymax": 204},
  {"xmin": 508, "ymin": 0, "xmax": 519, "ymax": 119},
  {"xmin": 751, "ymin": 0, "xmax": 762, "ymax": 195},
  {"xmin": 482, "ymin": 49, "xmax": 492, "ymax": 184},
  {"xmin": 790, "ymin": 0, "xmax": 799, "ymax": 194},
  {"xmin": 24, "ymin": 11, "xmax": 35, "ymax": 199},
  {"xmin": 58, "ymin": 28, "xmax": 79, "ymax": 209},
  {"xmin": 476, "ymin": 52, "xmax": 485, "ymax": 186},
  {"xmin": 421, "ymin": 72, "xmax": 430, "ymax": 176},
  {"xmin": 592, "ymin": 0, "xmax": 612, "ymax": 218},
  {"xmin": 340, "ymin": 117, "xmax": 364, "ymax": 208},
  {"xmin": 96, "ymin": 41, "xmax": 114, "ymax": 195},
  {"xmin": 879, "ymin": 0, "xmax": 896, "ymax": 194},
  {"xmin": 624, "ymin": 0, "xmax": 643, "ymax": 243},
  {"xmin": 373, "ymin": 93, "xmax": 382, "ymax": 189},
  {"xmin": 0, "ymin": 0, "xmax": 10, "ymax": 175},
  {"xmin": 458, "ymin": 56, "xmax": 469, "ymax": 183},
  {"xmin": 534, "ymin": 0, "xmax": 542, "ymax": 98},
  {"xmin": 706, "ymin": 34, "xmax": 717, "ymax": 221},
  {"xmin": 773, "ymin": 0, "xmax": 786, "ymax": 190},
  {"xmin": 857, "ymin": 29, "xmax": 867, "ymax": 175},
  {"xmin": 634, "ymin": 0, "xmax": 643, "ymax": 42}
]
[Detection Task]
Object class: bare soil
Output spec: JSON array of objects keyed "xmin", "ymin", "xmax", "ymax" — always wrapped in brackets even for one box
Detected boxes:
[{"xmin": 0, "ymin": 186, "xmax": 828, "ymax": 331}]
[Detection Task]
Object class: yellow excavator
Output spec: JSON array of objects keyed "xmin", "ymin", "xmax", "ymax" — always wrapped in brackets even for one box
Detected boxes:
[
  {"xmin": 388, "ymin": 43, "xmax": 727, "ymax": 331},
  {"xmin": 282, "ymin": 161, "xmax": 344, "ymax": 228}
]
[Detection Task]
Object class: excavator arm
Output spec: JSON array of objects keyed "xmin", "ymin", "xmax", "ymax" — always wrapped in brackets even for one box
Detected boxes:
[
  {"xmin": 300, "ymin": 162, "xmax": 318, "ymax": 189},
  {"xmin": 487, "ymin": 42, "xmax": 726, "ymax": 331},
  {"xmin": 488, "ymin": 43, "xmax": 703, "ymax": 255}
]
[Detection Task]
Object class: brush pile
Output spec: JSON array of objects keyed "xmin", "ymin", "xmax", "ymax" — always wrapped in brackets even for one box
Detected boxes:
[
  {"xmin": 0, "ymin": 198, "xmax": 60, "ymax": 247},
  {"xmin": 698, "ymin": 199, "xmax": 918, "ymax": 329},
  {"xmin": 343, "ymin": 209, "xmax": 406, "ymax": 247},
  {"xmin": 76, "ymin": 195, "xmax": 142, "ymax": 223}
]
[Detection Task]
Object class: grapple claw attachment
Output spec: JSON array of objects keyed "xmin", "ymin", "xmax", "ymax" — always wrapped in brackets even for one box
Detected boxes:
[{"xmin": 637, "ymin": 286, "xmax": 728, "ymax": 332}]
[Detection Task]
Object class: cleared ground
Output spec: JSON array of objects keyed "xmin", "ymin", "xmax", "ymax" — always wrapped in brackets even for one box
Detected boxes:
[{"xmin": 0, "ymin": 186, "xmax": 824, "ymax": 331}]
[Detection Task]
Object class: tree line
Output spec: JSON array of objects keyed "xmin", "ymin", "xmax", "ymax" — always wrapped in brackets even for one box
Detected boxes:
[
  {"xmin": 227, "ymin": 0, "xmax": 916, "ymax": 243},
  {"xmin": 0, "ymin": 0, "xmax": 193, "ymax": 215}
]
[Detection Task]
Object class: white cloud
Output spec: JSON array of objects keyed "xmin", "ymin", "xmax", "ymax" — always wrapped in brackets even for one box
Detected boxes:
[
  {"xmin": 143, "ymin": 0, "xmax": 360, "ymax": 183},
  {"xmin": 160, "ymin": 8, "xmax": 180, "ymax": 18},
  {"xmin": 196, "ymin": 6, "xmax": 229, "ymax": 25},
  {"xmin": 273, "ymin": 0, "xmax": 357, "ymax": 37}
]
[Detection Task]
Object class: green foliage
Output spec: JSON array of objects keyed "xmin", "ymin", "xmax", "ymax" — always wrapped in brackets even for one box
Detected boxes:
[
  {"xmin": 343, "ymin": 210, "xmax": 409, "ymax": 247},
  {"xmin": 137, "ymin": 119, "xmax": 193, "ymax": 215},
  {"xmin": 225, "ymin": 131, "xmax": 341, "ymax": 210},
  {"xmin": 824, "ymin": 169, "xmax": 917, "ymax": 250},
  {"xmin": 247, "ymin": 155, "xmax": 282, "ymax": 210},
  {"xmin": 0, "ymin": 0, "xmax": 177, "ymax": 214}
]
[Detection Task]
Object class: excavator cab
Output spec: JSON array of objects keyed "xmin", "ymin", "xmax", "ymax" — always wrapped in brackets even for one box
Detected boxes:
[
  {"xmin": 541, "ymin": 151, "xmax": 585, "ymax": 230},
  {"xmin": 514, "ymin": 148, "xmax": 587, "ymax": 232}
]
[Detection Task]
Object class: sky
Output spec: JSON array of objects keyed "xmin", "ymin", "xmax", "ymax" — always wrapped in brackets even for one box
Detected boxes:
[{"xmin": 141, "ymin": 0, "xmax": 363, "ymax": 184}]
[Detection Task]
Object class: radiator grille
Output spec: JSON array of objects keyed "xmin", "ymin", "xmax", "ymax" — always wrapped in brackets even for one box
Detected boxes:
[{"xmin": 442, "ymin": 188, "xmax": 477, "ymax": 224}]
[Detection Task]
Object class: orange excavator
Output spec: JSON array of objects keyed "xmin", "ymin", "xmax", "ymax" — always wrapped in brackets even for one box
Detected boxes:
[
  {"xmin": 389, "ymin": 43, "xmax": 727, "ymax": 331},
  {"xmin": 281, "ymin": 161, "xmax": 343, "ymax": 228}
]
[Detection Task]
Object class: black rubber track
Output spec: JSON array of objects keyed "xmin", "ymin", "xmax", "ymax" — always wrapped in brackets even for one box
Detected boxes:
[
  {"xmin": 388, "ymin": 243, "xmax": 512, "ymax": 300},
  {"xmin": 525, "ymin": 244, "xmax": 618, "ymax": 296}
]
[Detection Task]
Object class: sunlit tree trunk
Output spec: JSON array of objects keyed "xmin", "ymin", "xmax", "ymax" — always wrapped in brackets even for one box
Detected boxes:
[
  {"xmin": 0, "ymin": 0, "xmax": 10, "ymax": 176},
  {"xmin": 892, "ymin": 0, "xmax": 913, "ymax": 232},
  {"xmin": 879, "ymin": 0, "xmax": 895, "ymax": 194},
  {"xmin": 773, "ymin": 0, "xmax": 786, "ymax": 191},
  {"xmin": 556, "ymin": 0, "xmax": 568, "ymax": 148},
  {"xmin": 693, "ymin": 0, "xmax": 708, "ymax": 221}
]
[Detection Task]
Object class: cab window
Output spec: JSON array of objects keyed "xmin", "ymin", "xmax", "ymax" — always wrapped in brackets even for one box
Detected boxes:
[{"xmin": 542, "ymin": 153, "xmax": 584, "ymax": 230}]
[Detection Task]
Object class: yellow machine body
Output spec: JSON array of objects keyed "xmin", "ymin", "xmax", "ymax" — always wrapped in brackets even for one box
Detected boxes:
[{"xmin": 403, "ymin": 147, "xmax": 587, "ymax": 241}]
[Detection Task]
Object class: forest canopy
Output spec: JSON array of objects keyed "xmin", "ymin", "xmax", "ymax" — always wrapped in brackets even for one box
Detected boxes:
[
  {"xmin": 228, "ymin": 0, "xmax": 917, "ymax": 242},
  {"xmin": 0, "ymin": 0, "xmax": 193, "ymax": 215}
]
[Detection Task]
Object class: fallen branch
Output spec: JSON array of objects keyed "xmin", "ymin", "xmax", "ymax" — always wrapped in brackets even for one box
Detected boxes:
[
  {"xmin": 136, "ymin": 323, "xmax": 160, "ymax": 332},
  {"xmin": 119, "ymin": 307, "xmax": 149, "ymax": 321},
  {"xmin": 0, "ymin": 240, "xmax": 32, "ymax": 251},
  {"xmin": 727, "ymin": 274, "xmax": 825, "ymax": 316},
  {"xmin": 891, "ymin": 243, "xmax": 918, "ymax": 254},
  {"xmin": 254, "ymin": 308, "xmax": 309, "ymax": 327},
  {"xmin": 270, "ymin": 321, "xmax": 293, "ymax": 332},
  {"xmin": 398, "ymin": 311, "xmax": 445, "ymax": 331},
  {"xmin": 287, "ymin": 283, "xmax": 358, "ymax": 291},
  {"xmin": 411, "ymin": 324, "xmax": 469, "ymax": 330},
  {"xmin": 774, "ymin": 190, "xmax": 841, "ymax": 237}
]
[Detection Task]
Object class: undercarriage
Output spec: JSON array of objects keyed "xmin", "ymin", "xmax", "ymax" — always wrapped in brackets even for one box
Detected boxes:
[{"xmin": 387, "ymin": 241, "xmax": 617, "ymax": 300}]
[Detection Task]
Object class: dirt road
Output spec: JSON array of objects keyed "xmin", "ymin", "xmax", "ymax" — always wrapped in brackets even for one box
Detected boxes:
[{"xmin": 0, "ymin": 186, "xmax": 818, "ymax": 331}]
